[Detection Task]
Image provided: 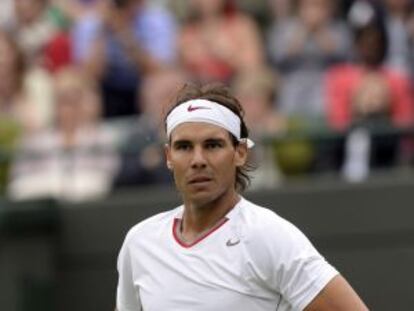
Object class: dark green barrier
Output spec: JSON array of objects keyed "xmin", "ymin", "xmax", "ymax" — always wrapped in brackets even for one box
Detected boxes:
[
  {"xmin": 0, "ymin": 199, "xmax": 59, "ymax": 311},
  {"xmin": 1, "ymin": 176, "xmax": 414, "ymax": 311}
]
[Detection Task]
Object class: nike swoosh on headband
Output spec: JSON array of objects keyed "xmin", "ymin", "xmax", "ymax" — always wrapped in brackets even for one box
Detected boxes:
[{"xmin": 187, "ymin": 105, "xmax": 212, "ymax": 112}]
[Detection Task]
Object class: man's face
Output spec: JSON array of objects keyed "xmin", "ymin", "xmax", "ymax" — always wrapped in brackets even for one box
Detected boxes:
[
  {"xmin": 112, "ymin": 0, "xmax": 143, "ymax": 12},
  {"xmin": 357, "ymin": 28, "xmax": 384, "ymax": 66},
  {"xmin": 192, "ymin": 0, "xmax": 225, "ymax": 16},
  {"xmin": 165, "ymin": 122, "xmax": 247, "ymax": 207}
]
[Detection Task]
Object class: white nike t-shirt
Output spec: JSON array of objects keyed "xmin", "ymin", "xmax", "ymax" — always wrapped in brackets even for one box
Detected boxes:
[{"xmin": 116, "ymin": 198, "xmax": 338, "ymax": 311}]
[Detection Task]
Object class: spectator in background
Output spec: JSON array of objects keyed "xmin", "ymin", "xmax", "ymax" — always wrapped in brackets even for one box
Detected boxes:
[
  {"xmin": 178, "ymin": 0, "xmax": 264, "ymax": 83},
  {"xmin": 8, "ymin": 66, "xmax": 119, "ymax": 202},
  {"xmin": 267, "ymin": 0, "xmax": 350, "ymax": 121},
  {"xmin": 0, "ymin": 30, "xmax": 52, "ymax": 133},
  {"xmin": 2, "ymin": 0, "xmax": 65, "ymax": 129},
  {"xmin": 72, "ymin": 0, "xmax": 177, "ymax": 118},
  {"xmin": 0, "ymin": 31, "xmax": 26, "ymax": 194},
  {"xmin": 115, "ymin": 68, "xmax": 187, "ymax": 187},
  {"xmin": 6, "ymin": 0, "xmax": 64, "ymax": 66},
  {"xmin": 57, "ymin": 0, "xmax": 106, "ymax": 19},
  {"xmin": 266, "ymin": 0, "xmax": 293, "ymax": 23},
  {"xmin": 326, "ymin": 4, "xmax": 414, "ymax": 181},
  {"xmin": 0, "ymin": 31, "xmax": 28, "ymax": 128},
  {"xmin": 232, "ymin": 68, "xmax": 286, "ymax": 140},
  {"xmin": 0, "ymin": 0, "xmax": 13, "ymax": 29},
  {"xmin": 341, "ymin": 73, "xmax": 402, "ymax": 181},
  {"xmin": 382, "ymin": 0, "xmax": 414, "ymax": 77},
  {"xmin": 232, "ymin": 68, "xmax": 286, "ymax": 188},
  {"xmin": 325, "ymin": 10, "xmax": 414, "ymax": 131}
]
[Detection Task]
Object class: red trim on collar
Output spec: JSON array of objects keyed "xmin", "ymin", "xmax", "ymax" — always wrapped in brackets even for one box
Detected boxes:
[{"xmin": 172, "ymin": 218, "xmax": 229, "ymax": 248}]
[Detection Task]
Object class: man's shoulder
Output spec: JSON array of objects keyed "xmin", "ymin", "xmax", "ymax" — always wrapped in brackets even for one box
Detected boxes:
[
  {"xmin": 125, "ymin": 206, "xmax": 182, "ymax": 241},
  {"xmin": 239, "ymin": 198, "xmax": 288, "ymax": 227},
  {"xmin": 238, "ymin": 198, "xmax": 304, "ymax": 241},
  {"xmin": 239, "ymin": 199, "xmax": 318, "ymax": 264}
]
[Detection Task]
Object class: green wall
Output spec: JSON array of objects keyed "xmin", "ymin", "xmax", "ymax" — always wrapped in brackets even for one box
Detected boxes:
[{"xmin": 1, "ymin": 177, "xmax": 414, "ymax": 311}]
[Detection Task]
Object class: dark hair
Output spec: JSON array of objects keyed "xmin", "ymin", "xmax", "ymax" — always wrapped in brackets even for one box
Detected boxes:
[
  {"xmin": 164, "ymin": 83, "xmax": 254, "ymax": 193},
  {"xmin": 347, "ymin": 1, "xmax": 388, "ymax": 66},
  {"xmin": 112, "ymin": 0, "xmax": 141, "ymax": 9},
  {"xmin": 353, "ymin": 19, "xmax": 388, "ymax": 66}
]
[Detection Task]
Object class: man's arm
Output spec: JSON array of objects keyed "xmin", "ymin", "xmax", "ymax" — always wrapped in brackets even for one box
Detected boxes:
[{"xmin": 304, "ymin": 275, "xmax": 369, "ymax": 311}]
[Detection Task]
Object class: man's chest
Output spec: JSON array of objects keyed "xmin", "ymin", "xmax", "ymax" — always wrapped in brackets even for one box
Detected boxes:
[{"xmin": 128, "ymin": 225, "xmax": 278, "ymax": 311}]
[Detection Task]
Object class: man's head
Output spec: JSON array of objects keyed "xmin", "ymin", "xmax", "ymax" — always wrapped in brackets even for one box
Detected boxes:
[
  {"xmin": 354, "ymin": 21, "xmax": 388, "ymax": 67},
  {"xmin": 14, "ymin": 0, "xmax": 48, "ymax": 25},
  {"xmin": 112, "ymin": 0, "xmax": 143, "ymax": 9},
  {"xmin": 140, "ymin": 68, "xmax": 188, "ymax": 127},
  {"xmin": 189, "ymin": 0, "xmax": 235, "ymax": 19},
  {"xmin": 54, "ymin": 66, "xmax": 101, "ymax": 131},
  {"xmin": 298, "ymin": 0, "xmax": 334, "ymax": 30},
  {"xmin": 348, "ymin": 1, "xmax": 388, "ymax": 67},
  {"xmin": 232, "ymin": 68, "xmax": 279, "ymax": 131},
  {"xmin": 107, "ymin": 0, "xmax": 143, "ymax": 21},
  {"xmin": 164, "ymin": 84, "xmax": 253, "ymax": 204}
]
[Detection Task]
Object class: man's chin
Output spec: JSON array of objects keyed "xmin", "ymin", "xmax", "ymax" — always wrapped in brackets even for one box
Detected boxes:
[{"xmin": 186, "ymin": 190, "xmax": 215, "ymax": 207}]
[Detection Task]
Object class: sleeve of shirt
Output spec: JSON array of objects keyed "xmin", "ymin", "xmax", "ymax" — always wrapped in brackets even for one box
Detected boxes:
[
  {"xmin": 116, "ymin": 235, "xmax": 142, "ymax": 311},
  {"xmin": 249, "ymin": 213, "xmax": 339, "ymax": 310}
]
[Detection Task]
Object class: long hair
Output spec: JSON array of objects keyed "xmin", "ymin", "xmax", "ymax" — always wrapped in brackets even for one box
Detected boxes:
[{"xmin": 164, "ymin": 83, "xmax": 254, "ymax": 192}]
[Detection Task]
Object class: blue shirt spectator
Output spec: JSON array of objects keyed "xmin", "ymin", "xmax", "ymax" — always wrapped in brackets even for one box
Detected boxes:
[{"xmin": 71, "ymin": 1, "xmax": 177, "ymax": 118}]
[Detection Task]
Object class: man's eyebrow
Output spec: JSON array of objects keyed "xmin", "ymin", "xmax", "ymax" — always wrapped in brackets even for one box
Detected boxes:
[
  {"xmin": 204, "ymin": 138, "xmax": 227, "ymax": 143},
  {"xmin": 172, "ymin": 139, "xmax": 192, "ymax": 147},
  {"xmin": 172, "ymin": 137, "xmax": 227, "ymax": 146}
]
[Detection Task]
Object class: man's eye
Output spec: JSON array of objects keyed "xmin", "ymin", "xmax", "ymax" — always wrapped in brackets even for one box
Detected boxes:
[
  {"xmin": 176, "ymin": 144, "xmax": 191, "ymax": 150},
  {"xmin": 206, "ymin": 142, "xmax": 222, "ymax": 149}
]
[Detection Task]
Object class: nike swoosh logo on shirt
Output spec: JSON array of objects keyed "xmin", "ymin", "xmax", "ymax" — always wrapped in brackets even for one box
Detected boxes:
[
  {"xmin": 226, "ymin": 238, "xmax": 240, "ymax": 247},
  {"xmin": 187, "ymin": 105, "xmax": 212, "ymax": 112}
]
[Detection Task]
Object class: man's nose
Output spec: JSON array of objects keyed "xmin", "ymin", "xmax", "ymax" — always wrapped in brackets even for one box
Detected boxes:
[{"xmin": 190, "ymin": 146, "xmax": 207, "ymax": 169}]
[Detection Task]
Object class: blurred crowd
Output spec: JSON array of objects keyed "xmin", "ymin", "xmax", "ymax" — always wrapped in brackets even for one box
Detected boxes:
[{"xmin": 1, "ymin": 0, "xmax": 414, "ymax": 201}]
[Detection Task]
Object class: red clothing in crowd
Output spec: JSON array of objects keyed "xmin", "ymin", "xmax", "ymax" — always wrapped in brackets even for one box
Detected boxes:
[{"xmin": 325, "ymin": 64, "xmax": 414, "ymax": 130}]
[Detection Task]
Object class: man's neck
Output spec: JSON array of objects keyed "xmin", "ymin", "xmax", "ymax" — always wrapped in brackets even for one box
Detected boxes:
[{"xmin": 180, "ymin": 191, "xmax": 240, "ymax": 243}]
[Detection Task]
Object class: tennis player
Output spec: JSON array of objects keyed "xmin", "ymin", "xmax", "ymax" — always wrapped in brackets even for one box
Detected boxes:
[{"xmin": 116, "ymin": 84, "xmax": 368, "ymax": 310}]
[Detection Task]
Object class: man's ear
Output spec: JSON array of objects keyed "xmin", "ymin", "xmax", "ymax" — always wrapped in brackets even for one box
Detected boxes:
[{"xmin": 235, "ymin": 142, "xmax": 248, "ymax": 167}]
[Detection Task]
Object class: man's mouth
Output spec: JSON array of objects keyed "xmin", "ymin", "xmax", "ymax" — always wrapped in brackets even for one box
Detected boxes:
[{"xmin": 188, "ymin": 176, "xmax": 212, "ymax": 184}]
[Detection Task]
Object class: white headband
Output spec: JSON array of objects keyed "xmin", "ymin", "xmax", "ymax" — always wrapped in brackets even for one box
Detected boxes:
[{"xmin": 166, "ymin": 99, "xmax": 254, "ymax": 148}]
